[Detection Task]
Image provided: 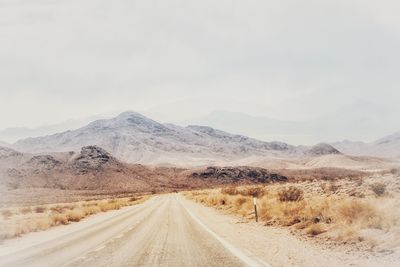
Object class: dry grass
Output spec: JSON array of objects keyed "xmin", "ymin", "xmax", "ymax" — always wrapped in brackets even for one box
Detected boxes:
[
  {"xmin": 0, "ymin": 195, "xmax": 150, "ymax": 240},
  {"xmin": 185, "ymin": 183, "xmax": 397, "ymax": 246},
  {"xmin": 278, "ymin": 186, "xmax": 304, "ymax": 202}
]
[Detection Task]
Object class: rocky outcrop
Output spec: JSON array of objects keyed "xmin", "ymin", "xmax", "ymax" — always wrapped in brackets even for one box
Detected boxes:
[
  {"xmin": 70, "ymin": 146, "xmax": 117, "ymax": 174},
  {"xmin": 191, "ymin": 166, "xmax": 287, "ymax": 184},
  {"xmin": 0, "ymin": 146, "xmax": 22, "ymax": 159},
  {"xmin": 26, "ymin": 155, "xmax": 62, "ymax": 170}
]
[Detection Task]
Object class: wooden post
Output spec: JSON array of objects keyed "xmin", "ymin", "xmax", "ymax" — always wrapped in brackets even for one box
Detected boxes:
[{"xmin": 253, "ymin": 196, "xmax": 258, "ymax": 222}]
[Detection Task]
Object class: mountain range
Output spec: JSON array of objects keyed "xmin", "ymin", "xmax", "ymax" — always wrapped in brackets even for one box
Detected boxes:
[{"xmin": 2, "ymin": 111, "xmax": 400, "ymax": 166}]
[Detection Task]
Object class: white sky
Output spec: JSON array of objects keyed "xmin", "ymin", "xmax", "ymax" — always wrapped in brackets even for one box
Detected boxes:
[{"xmin": 0, "ymin": 0, "xmax": 399, "ymax": 141}]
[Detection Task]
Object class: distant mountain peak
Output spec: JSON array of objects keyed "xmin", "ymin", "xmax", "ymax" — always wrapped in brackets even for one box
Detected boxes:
[{"xmin": 308, "ymin": 143, "xmax": 342, "ymax": 156}]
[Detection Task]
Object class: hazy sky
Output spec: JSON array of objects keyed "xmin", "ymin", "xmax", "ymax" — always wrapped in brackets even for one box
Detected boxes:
[{"xmin": 0, "ymin": 1, "xmax": 399, "ymax": 141}]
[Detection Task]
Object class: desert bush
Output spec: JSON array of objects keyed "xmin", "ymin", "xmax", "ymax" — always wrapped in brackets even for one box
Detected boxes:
[
  {"xmin": 129, "ymin": 197, "xmax": 139, "ymax": 202},
  {"xmin": 337, "ymin": 200, "xmax": 381, "ymax": 228},
  {"xmin": 35, "ymin": 218, "xmax": 52, "ymax": 231},
  {"xmin": 305, "ymin": 224, "xmax": 325, "ymax": 236},
  {"xmin": 221, "ymin": 186, "xmax": 238, "ymax": 195},
  {"xmin": 370, "ymin": 182, "xmax": 386, "ymax": 197},
  {"xmin": 51, "ymin": 213, "xmax": 69, "ymax": 225},
  {"xmin": 20, "ymin": 207, "xmax": 33, "ymax": 214},
  {"xmin": 65, "ymin": 208, "xmax": 86, "ymax": 222},
  {"xmin": 234, "ymin": 196, "xmax": 248, "ymax": 206},
  {"xmin": 240, "ymin": 186, "xmax": 265, "ymax": 197},
  {"xmin": 278, "ymin": 186, "xmax": 304, "ymax": 202},
  {"xmin": 34, "ymin": 206, "xmax": 47, "ymax": 213},
  {"xmin": 83, "ymin": 205, "xmax": 101, "ymax": 216}
]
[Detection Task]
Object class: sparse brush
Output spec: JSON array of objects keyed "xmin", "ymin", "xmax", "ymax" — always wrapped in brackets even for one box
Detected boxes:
[
  {"xmin": 83, "ymin": 205, "xmax": 101, "ymax": 215},
  {"xmin": 278, "ymin": 186, "xmax": 304, "ymax": 202},
  {"xmin": 65, "ymin": 208, "xmax": 86, "ymax": 222},
  {"xmin": 34, "ymin": 206, "xmax": 47, "ymax": 213},
  {"xmin": 20, "ymin": 207, "xmax": 33, "ymax": 214},
  {"xmin": 221, "ymin": 186, "xmax": 238, "ymax": 195},
  {"xmin": 239, "ymin": 186, "xmax": 265, "ymax": 197},
  {"xmin": 35, "ymin": 218, "xmax": 52, "ymax": 231},
  {"xmin": 51, "ymin": 213, "xmax": 69, "ymax": 225},
  {"xmin": 370, "ymin": 182, "xmax": 386, "ymax": 197},
  {"xmin": 129, "ymin": 197, "xmax": 139, "ymax": 202},
  {"xmin": 306, "ymin": 224, "xmax": 325, "ymax": 236},
  {"xmin": 186, "ymin": 183, "xmax": 396, "ymax": 247},
  {"xmin": 234, "ymin": 196, "xmax": 248, "ymax": 206},
  {"xmin": 50, "ymin": 205, "xmax": 65, "ymax": 213}
]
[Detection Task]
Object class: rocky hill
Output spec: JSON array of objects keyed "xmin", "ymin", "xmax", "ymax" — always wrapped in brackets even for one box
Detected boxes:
[
  {"xmin": 1, "ymin": 145, "xmax": 290, "ymax": 194},
  {"xmin": 307, "ymin": 143, "xmax": 341, "ymax": 156}
]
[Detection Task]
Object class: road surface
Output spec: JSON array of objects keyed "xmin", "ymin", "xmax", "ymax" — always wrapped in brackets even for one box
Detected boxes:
[{"xmin": 0, "ymin": 195, "xmax": 265, "ymax": 267}]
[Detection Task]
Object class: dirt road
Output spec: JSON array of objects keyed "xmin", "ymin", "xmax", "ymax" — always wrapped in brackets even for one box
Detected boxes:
[{"xmin": 0, "ymin": 195, "xmax": 265, "ymax": 267}]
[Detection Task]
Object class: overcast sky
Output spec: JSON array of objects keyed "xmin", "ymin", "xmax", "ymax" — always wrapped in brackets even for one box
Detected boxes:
[{"xmin": 0, "ymin": 0, "xmax": 399, "ymax": 142}]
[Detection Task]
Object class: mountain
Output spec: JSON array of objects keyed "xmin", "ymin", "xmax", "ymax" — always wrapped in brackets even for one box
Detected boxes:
[
  {"xmin": 0, "ymin": 113, "xmax": 116, "ymax": 143},
  {"xmin": 13, "ymin": 112, "xmax": 296, "ymax": 166},
  {"xmin": 307, "ymin": 143, "xmax": 341, "ymax": 156},
  {"xmin": 332, "ymin": 131, "xmax": 400, "ymax": 158},
  {"xmin": 181, "ymin": 103, "xmax": 399, "ymax": 145},
  {"xmin": 181, "ymin": 110, "xmax": 312, "ymax": 145}
]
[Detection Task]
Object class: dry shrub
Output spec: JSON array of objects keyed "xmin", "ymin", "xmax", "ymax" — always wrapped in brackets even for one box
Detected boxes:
[
  {"xmin": 240, "ymin": 186, "xmax": 265, "ymax": 197},
  {"xmin": 234, "ymin": 196, "xmax": 248, "ymax": 206},
  {"xmin": 337, "ymin": 200, "xmax": 381, "ymax": 228},
  {"xmin": 65, "ymin": 208, "xmax": 86, "ymax": 222},
  {"xmin": 1, "ymin": 210, "xmax": 13, "ymax": 219},
  {"xmin": 221, "ymin": 186, "xmax": 238, "ymax": 195},
  {"xmin": 35, "ymin": 218, "xmax": 52, "ymax": 231},
  {"xmin": 51, "ymin": 213, "xmax": 69, "ymax": 225},
  {"xmin": 129, "ymin": 197, "xmax": 139, "ymax": 202},
  {"xmin": 20, "ymin": 207, "xmax": 33, "ymax": 214},
  {"xmin": 278, "ymin": 186, "xmax": 304, "ymax": 202},
  {"xmin": 306, "ymin": 224, "xmax": 325, "ymax": 236},
  {"xmin": 35, "ymin": 206, "xmax": 47, "ymax": 213},
  {"xmin": 370, "ymin": 182, "xmax": 386, "ymax": 197},
  {"xmin": 50, "ymin": 205, "xmax": 66, "ymax": 213},
  {"xmin": 83, "ymin": 205, "xmax": 101, "ymax": 215}
]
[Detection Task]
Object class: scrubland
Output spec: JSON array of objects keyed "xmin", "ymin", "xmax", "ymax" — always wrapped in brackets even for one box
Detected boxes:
[
  {"xmin": 184, "ymin": 173, "xmax": 400, "ymax": 252},
  {"xmin": 0, "ymin": 196, "xmax": 148, "ymax": 240}
]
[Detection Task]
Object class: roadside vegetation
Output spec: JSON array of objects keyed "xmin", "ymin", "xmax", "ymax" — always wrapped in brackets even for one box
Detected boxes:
[
  {"xmin": 184, "ymin": 175, "xmax": 400, "ymax": 250},
  {"xmin": 0, "ymin": 196, "xmax": 149, "ymax": 240}
]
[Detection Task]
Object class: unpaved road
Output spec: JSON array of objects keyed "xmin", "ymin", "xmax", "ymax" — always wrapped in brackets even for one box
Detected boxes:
[
  {"xmin": 0, "ymin": 195, "xmax": 263, "ymax": 267},
  {"xmin": 0, "ymin": 194, "xmax": 397, "ymax": 267}
]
